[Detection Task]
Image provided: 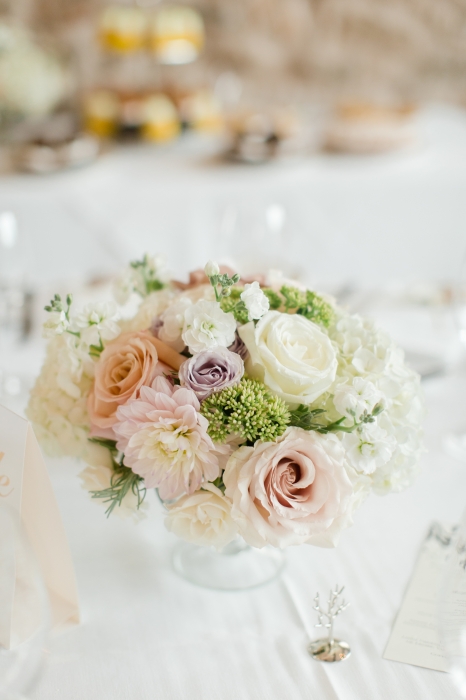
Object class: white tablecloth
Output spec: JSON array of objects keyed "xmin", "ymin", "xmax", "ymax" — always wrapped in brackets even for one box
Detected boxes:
[{"xmin": 24, "ymin": 368, "xmax": 464, "ymax": 700}]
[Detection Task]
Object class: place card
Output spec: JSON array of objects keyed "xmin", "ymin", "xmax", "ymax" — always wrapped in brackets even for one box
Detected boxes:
[
  {"xmin": 383, "ymin": 522, "xmax": 457, "ymax": 672},
  {"xmin": 0, "ymin": 404, "xmax": 79, "ymax": 649}
]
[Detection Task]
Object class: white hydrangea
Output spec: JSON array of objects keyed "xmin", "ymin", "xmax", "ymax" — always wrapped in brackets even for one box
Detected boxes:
[
  {"xmin": 319, "ymin": 310, "xmax": 425, "ymax": 494},
  {"xmin": 341, "ymin": 423, "xmax": 397, "ymax": 475},
  {"xmin": 74, "ymin": 301, "xmax": 120, "ymax": 346},
  {"xmin": 26, "ymin": 334, "xmax": 111, "ymax": 467},
  {"xmin": 182, "ymin": 299, "xmax": 236, "ymax": 354},
  {"xmin": 42, "ymin": 310, "xmax": 70, "ymax": 338},
  {"xmin": 333, "ymin": 377, "xmax": 383, "ymax": 422},
  {"xmin": 332, "ymin": 314, "xmax": 394, "ymax": 376},
  {"xmin": 240, "ymin": 281, "xmax": 270, "ymax": 321}
]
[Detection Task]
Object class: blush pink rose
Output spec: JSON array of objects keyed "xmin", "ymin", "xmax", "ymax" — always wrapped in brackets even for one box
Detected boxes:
[
  {"xmin": 88, "ymin": 331, "xmax": 170, "ymax": 439},
  {"xmin": 223, "ymin": 427, "xmax": 354, "ymax": 548}
]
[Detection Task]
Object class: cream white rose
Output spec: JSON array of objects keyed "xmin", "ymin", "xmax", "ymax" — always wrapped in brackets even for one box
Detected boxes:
[
  {"xmin": 239, "ymin": 311, "xmax": 337, "ymax": 406},
  {"xmin": 165, "ymin": 484, "xmax": 237, "ymax": 549}
]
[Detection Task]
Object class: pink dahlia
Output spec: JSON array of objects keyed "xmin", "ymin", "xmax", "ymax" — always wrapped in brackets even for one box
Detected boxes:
[{"xmin": 114, "ymin": 376, "xmax": 221, "ymax": 500}]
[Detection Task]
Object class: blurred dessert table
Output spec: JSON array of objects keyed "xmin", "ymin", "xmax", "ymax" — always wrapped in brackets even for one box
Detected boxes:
[{"xmin": 1, "ymin": 103, "xmax": 466, "ymax": 291}]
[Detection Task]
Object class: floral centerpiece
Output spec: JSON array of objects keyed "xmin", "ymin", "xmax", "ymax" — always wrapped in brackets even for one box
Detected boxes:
[{"xmin": 27, "ymin": 255, "xmax": 424, "ymax": 553}]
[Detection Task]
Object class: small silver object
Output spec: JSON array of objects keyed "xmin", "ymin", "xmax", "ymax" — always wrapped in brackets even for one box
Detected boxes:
[{"xmin": 308, "ymin": 584, "xmax": 351, "ymax": 662}]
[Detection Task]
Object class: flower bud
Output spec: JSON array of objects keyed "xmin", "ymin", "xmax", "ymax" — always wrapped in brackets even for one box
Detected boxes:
[{"xmin": 204, "ymin": 260, "xmax": 220, "ymax": 278}]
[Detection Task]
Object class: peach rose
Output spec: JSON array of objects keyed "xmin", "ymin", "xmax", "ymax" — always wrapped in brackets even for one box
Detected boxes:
[
  {"xmin": 88, "ymin": 331, "xmax": 170, "ymax": 439},
  {"xmin": 224, "ymin": 427, "xmax": 354, "ymax": 548}
]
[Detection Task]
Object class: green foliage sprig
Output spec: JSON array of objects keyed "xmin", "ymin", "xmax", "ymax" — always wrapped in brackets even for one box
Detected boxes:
[
  {"xmin": 44, "ymin": 292, "xmax": 73, "ymax": 319},
  {"xmin": 206, "ymin": 267, "xmax": 240, "ymax": 302},
  {"xmin": 88, "ymin": 438, "xmax": 146, "ymax": 516},
  {"xmin": 200, "ymin": 378, "xmax": 290, "ymax": 445},
  {"xmin": 130, "ymin": 254, "xmax": 166, "ymax": 296},
  {"xmin": 289, "ymin": 402, "xmax": 385, "ymax": 434}
]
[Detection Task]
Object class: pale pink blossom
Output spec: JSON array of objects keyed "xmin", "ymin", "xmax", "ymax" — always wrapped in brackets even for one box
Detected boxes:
[
  {"xmin": 224, "ymin": 427, "xmax": 354, "ymax": 548},
  {"xmin": 114, "ymin": 376, "xmax": 222, "ymax": 499}
]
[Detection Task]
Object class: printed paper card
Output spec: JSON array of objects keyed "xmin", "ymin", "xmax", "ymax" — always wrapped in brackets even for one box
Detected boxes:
[
  {"xmin": 383, "ymin": 522, "xmax": 458, "ymax": 672},
  {"xmin": 0, "ymin": 404, "xmax": 79, "ymax": 648}
]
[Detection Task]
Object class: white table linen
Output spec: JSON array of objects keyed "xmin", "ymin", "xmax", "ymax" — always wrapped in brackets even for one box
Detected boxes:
[{"xmin": 25, "ymin": 368, "xmax": 464, "ymax": 700}]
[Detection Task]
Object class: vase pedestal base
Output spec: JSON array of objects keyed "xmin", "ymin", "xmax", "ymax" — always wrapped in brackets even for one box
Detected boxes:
[{"xmin": 172, "ymin": 538, "xmax": 286, "ymax": 591}]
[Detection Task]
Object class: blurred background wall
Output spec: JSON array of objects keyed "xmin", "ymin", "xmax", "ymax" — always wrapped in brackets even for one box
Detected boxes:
[{"xmin": 9, "ymin": 0, "xmax": 466, "ymax": 104}]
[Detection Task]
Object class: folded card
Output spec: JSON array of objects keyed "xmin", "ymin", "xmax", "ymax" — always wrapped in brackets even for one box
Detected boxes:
[
  {"xmin": 383, "ymin": 522, "xmax": 456, "ymax": 672},
  {"xmin": 0, "ymin": 404, "xmax": 79, "ymax": 649}
]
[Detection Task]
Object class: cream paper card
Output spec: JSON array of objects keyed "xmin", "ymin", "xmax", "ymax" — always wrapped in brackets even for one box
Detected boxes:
[
  {"xmin": 383, "ymin": 522, "xmax": 457, "ymax": 672},
  {"xmin": 0, "ymin": 404, "xmax": 79, "ymax": 648}
]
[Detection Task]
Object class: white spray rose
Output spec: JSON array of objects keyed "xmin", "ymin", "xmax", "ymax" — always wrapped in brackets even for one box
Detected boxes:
[
  {"xmin": 333, "ymin": 377, "xmax": 383, "ymax": 422},
  {"xmin": 239, "ymin": 311, "xmax": 337, "ymax": 406},
  {"xmin": 165, "ymin": 484, "xmax": 237, "ymax": 549},
  {"xmin": 182, "ymin": 299, "xmax": 236, "ymax": 354},
  {"xmin": 341, "ymin": 423, "xmax": 397, "ymax": 475},
  {"xmin": 240, "ymin": 281, "xmax": 270, "ymax": 321}
]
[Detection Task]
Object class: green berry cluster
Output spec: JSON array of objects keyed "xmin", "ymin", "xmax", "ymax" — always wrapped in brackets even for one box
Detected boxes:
[
  {"xmin": 200, "ymin": 378, "xmax": 290, "ymax": 445},
  {"xmin": 280, "ymin": 286, "xmax": 335, "ymax": 328},
  {"xmin": 220, "ymin": 287, "xmax": 249, "ymax": 324}
]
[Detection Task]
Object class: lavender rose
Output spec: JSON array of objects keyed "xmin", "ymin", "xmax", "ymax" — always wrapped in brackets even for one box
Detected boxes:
[
  {"xmin": 228, "ymin": 331, "xmax": 249, "ymax": 361},
  {"xmin": 179, "ymin": 347, "xmax": 244, "ymax": 400}
]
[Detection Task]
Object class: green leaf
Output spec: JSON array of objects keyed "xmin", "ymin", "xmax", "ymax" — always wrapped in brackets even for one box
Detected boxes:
[{"xmin": 90, "ymin": 463, "xmax": 146, "ymax": 517}]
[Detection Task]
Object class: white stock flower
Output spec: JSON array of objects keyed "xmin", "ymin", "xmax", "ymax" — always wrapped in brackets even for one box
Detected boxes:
[
  {"xmin": 165, "ymin": 483, "xmax": 238, "ymax": 549},
  {"xmin": 42, "ymin": 310, "xmax": 70, "ymax": 338},
  {"xmin": 74, "ymin": 302, "xmax": 120, "ymax": 346},
  {"xmin": 239, "ymin": 311, "xmax": 337, "ymax": 406},
  {"xmin": 342, "ymin": 423, "xmax": 397, "ymax": 475},
  {"xmin": 158, "ymin": 297, "xmax": 192, "ymax": 351},
  {"xmin": 182, "ymin": 299, "xmax": 236, "ymax": 354},
  {"xmin": 204, "ymin": 260, "xmax": 220, "ymax": 277},
  {"xmin": 240, "ymin": 281, "xmax": 270, "ymax": 321},
  {"xmin": 333, "ymin": 377, "xmax": 383, "ymax": 421}
]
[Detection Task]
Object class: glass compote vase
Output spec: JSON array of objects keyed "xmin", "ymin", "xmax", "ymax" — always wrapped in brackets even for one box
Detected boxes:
[{"xmin": 172, "ymin": 537, "xmax": 285, "ymax": 591}]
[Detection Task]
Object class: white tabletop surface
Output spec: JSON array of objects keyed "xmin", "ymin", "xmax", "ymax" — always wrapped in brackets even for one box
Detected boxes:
[
  {"xmin": 21, "ymin": 364, "xmax": 464, "ymax": 700},
  {"xmin": 2, "ymin": 102, "xmax": 466, "ymax": 699}
]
